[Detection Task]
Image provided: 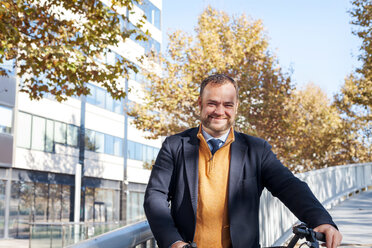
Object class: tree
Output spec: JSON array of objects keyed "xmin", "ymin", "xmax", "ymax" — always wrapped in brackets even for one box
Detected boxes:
[
  {"xmin": 129, "ymin": 6, "xmax": 294, "ymax": 154},
  {"xmin": 331, "ymin": 0, "xmax": 372, "ymax": 163},
  {"xmin": 346, "ymin": 0, "xmax": 372, "ymax": 123},
  {"xmin": 282, "ymin": 84, "xmax": 344, "ymax": 172},
  {"xmin": 350, "ymin": 0, "xmax": 372, "ymax": 83},
  {"xmin": 0, "ymin": 0, "xmax": 147, "ymax": 101},
  {"xmin": 333, "ymin": 75, "xmax": 371, "ymax": 164}
]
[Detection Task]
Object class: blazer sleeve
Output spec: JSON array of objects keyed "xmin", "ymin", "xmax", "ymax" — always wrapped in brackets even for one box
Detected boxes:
[
  {"xmin": 143, "ymin": 137, "xmax": 183, "ymax": 248},
  {"xmin": 260, "ymin": 141, "xmax": 337, "ymax": 229}
]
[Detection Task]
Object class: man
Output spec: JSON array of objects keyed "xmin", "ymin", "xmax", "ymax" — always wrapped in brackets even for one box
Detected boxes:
[{"xmin": 144, "ymin": 74, "xmax": 342, "ymax": 248}]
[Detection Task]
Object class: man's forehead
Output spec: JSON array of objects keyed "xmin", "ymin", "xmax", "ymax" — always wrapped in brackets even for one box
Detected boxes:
[{"xmin": 202, "ymin": 83, "xmax": 237, "ymax": 98}]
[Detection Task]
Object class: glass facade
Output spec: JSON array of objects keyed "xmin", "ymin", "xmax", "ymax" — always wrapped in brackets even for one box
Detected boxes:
[
  {"xmin": 84, "ymin": 129, "xmax": 123, "ymax": 157},
  {"xmin": 84, "ymin": 187, "xmax": 120, "ymax": 222},
  {"xmin": 127, "ymin": 21, "xmax": 161, "ymax": 54},
  {"xmin": 0, "ymin": 180, "xmax": 5, "ymax": 239},
  {"xmin": 0, "ymin": 105, "xmax": 12, "ymax": 134},
  {"xmin": 127, "ymin": 191, "xmax": 145, "ymax": 222},
  {"xmin": 17, "ymin": 112, "xmax": 79, "ymax": 152},
  {"xmin": 87, "ymin": 83, "xmax": 124, "ymax": 115},
  {"xmin": 0, "ymin": 0, "xmax": 161, "ymax": 241},
  {"xmin": 15, "ymin": 112, "xmax": 157, "ymax": 159},
  {"xmin": 127, "ymin": 140, "xmax": 159, "ymax": 163},
  {"xmin": 134, "ymin": 0, "xmax": 161, "ymax": 30},
  {"xmin": 6, "ymin": 170, "xmax": 121, "ymax": 238}
]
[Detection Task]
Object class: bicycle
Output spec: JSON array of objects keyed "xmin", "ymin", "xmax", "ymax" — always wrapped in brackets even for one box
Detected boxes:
[
  {"xmin": 182, "ymin": 223, "xmax": 325, "ymax": 248},
  {"xmin": 266, "ymin": 223, "xmax": 326, "ymax": 248}
]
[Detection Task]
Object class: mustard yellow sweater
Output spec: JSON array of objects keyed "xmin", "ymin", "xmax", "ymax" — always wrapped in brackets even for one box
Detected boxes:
[{"xmin": 194, "ymin": 127, "xmax": 234, "ymax": 248}]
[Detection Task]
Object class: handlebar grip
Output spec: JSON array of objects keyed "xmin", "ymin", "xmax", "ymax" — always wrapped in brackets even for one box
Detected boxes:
[{"xmin": 315, "ymin": 231, "xmax": 326, "ymax": 242}]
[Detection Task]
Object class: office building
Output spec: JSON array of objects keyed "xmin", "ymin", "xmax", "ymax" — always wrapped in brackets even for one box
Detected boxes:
[{"xmin": 0, "ymin": 0, "xmax": 162, "ymax": 239}]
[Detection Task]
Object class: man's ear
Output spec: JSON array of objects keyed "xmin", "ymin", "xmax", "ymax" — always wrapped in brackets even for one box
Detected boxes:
[{"xmin": 198, "ymin": 96, "xmax": 202, "ymax": 108}]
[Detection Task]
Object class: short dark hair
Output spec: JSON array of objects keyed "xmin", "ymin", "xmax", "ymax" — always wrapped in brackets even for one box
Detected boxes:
[{"xmin": 200, "ymin": 74, "xmax": 239, "ymax": 99}]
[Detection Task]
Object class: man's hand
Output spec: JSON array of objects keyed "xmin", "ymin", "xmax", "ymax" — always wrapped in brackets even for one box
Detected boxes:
[
  {"xmin": 171, "ymin": 241, "xmax": 189, "ymax": 248},
  {"xmin": 314, "ymin": 224, "xmax": 342, "ymax": 248}
]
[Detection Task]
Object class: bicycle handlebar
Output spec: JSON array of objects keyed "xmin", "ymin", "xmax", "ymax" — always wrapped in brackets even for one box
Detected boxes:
[
  {"xmin": 293, "ymin": 224, "xmax": 326, "ymax": 242},
  {"xmin": 183, "ymin": 223, "xmax": 325, "ymax": 248}
]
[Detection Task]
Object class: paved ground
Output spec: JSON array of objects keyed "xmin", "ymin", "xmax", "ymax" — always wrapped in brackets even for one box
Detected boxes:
[
  {"xmin": 0, "ymin": 190, "xmax": 371, "ymax": 248},
  {"xmin": 329, "ymin": 190, "xmax": 372, "ymax": 247},
  {"xmin": 0, "ymin": 238, "xmax": 28, "ymax": 248}
]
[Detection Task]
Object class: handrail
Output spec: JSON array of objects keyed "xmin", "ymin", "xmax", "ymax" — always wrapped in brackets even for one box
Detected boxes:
[
  {"xmin": 261, "ymin": 162, "xmax": 372, "ymax": 246},
  {"xmin": 66, "ymin": 220, "xmax": 154, "ymax": 248}
]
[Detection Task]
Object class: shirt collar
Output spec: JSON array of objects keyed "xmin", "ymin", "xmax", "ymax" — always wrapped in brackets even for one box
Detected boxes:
[{"xmin": 201, "ymin": 125, "xmax": 230, "ymax": 144}]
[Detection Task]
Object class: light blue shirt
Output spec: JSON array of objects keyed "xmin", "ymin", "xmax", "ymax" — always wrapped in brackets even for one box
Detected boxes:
[{"xmin": 201, "ymin": 127, "xmax": 230, "ymax": 151}]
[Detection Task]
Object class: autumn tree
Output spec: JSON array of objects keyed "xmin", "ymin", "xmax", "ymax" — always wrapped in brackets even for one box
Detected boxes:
[
  {"xmin": 129, "ymin": 7, "xmax": 294, "ymax": 156},
  {"xmin": 281, "ymin": 84, "xmax": 344, "ymax": 172},
  {"xmin": 0, "ymin": 0, "xmax": 147, "ymax": 101},
  {"xmin": 331, "ymin": 0, "xmax": 372, "ymax": 163},
  {"xmin": 333, "ymin": 75, "xmax": 371, "ymax": 163}
]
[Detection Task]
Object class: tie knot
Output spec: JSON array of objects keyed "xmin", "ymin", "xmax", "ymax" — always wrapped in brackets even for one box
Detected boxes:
[{"xmin": 208, "ymin": 139, "xmax": 222, "ymax": 155}]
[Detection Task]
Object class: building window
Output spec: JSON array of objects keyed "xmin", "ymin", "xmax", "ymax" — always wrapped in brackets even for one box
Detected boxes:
[
  {"xmin": 127, "ymin": 191, "xmax": 145, "ymax": 222},
  {"xmin": 85, "ymin": 129, "xmax": 96, "ymax": 151},
  {"xmin": 16, "ymin": 112, "xmax": 125, "ymax": 157},
  {"xmin": 127, "ymin": 140, "xmax": 159, "ymax": 163},
  {"xmin": 54, "ymin": 121, "xmax": 67, "ymax": 144},
  {"xmin": 17, "ymin": 112, "xmax": 79, "ymax": 152},
  {"xmin": 0, "ymin": 105, "xmax": 12, "ymax": 134},
  {"xmin": 9, "ymin": 175, "xmax": 74, "ymax": 238},
  {"xmin": 17, "ymin": 112, "xmax": 32, "ymax": 148},
  {"xmin": 113, "ymin": 137, "xmax": 123, "ymax": 157},
  {"xmin": 104, "ymin": 135, "xmax": 114, "ymax": 155},
  {"xmin": 45, "ymin": 119, "xmax": 54, "ymax": 152},
  {"xmin": 85, "ymin": 187, "xmax": 120, "ymax": 222},
  {"xmin": 31, "ymin": 116, "xmax": 46, "ymax": 151},
  {"xmin": 0, "ymin": 180, "xmax": 6, "ymax": 238},
  {"xmin": 67, "ymin": 125, "xmax": 78, "ymax": 147},
  {"xmin": 96, "ymin": 87, "xmax": 106, "ymax": 109},
  {"xmin": 87, "ymin": 84, "xmax": 97, "ymax": 105},
  {"xmin": 95, "ymin": 132, "xmax": 105, "ymax": 153},
  {"xmin": 126, "ymin": 21, "xmax": 161, "ymax": 54},
  {"xmin": 134, "ymin": 0, "xmax": 161, "ymax": 30},
  {"xmin": 86, "ymin": 83, "xmax": 124, "ymax": 114}
]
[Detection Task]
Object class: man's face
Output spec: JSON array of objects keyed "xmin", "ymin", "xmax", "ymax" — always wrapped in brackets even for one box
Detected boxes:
[{"xmin": 198, "ymin": 82, "xmax": 239, "ymax": 137}]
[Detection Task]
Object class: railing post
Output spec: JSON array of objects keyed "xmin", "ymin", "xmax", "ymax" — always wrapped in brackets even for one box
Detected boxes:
[
  {"xmin": 50, "ymin": 225, "xmax": 53, "ymax": 248},
  {"xmin": 29, "ymin": 223, "xmax": 32, "ymax": 248},
  {"xmin": 62, "ymin": 224, "xmax": 65, "ymax": 247}
]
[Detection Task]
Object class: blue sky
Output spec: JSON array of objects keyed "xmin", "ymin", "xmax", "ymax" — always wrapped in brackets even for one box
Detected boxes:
[{"xmin": 161, "ymin": 0, "xmax": 362, "ymax": 98}]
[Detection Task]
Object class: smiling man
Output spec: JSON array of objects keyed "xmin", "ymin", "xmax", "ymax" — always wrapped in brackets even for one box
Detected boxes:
[{"xmin": 144, "ymin": 74, "xmax": 342, "ymax": 248}]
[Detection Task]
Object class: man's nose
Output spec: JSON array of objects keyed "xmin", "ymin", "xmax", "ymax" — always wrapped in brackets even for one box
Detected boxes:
[{"xmin": 214, "ymin": 105, "xmax": 224, "ymax": 115}]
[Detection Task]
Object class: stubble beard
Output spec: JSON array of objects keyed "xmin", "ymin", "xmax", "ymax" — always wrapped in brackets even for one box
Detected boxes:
[{"xmin": 201, "ymin": 114, "xmax": 234, "ymax": 134}]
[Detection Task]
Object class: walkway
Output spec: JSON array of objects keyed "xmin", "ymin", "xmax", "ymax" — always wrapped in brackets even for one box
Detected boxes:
[
  {"xmin": 329, "ymin": 190, "xmax": 372, "ymax": 247},
  {"xmin": 0, "ymin": 238, "xmax": 28, "ymax": 248}
]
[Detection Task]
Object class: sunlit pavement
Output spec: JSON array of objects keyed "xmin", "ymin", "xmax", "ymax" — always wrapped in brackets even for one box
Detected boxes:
[
  {"xmin": 329, "ymin": 190, "xmax": 372, "ymax": 247},
  {"xmin": 0, "ymin": 238, "xmax": 28, "ymax": 248}
]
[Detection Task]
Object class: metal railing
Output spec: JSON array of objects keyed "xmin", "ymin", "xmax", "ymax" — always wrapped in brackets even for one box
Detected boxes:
[
  {"xmin": 68, "ymin": 162, "xmax": 372, "ymax": 248},
  {"xmin": 66, "ymin": 220, "xmax": 155, "ymax": 248},
  {"xmin": 260, "ymin": 162, "xmax": 372, "ymax": 246},
  {"xmin": 28, "ymin": 219, "xmax": 142, "ymax": 248}
]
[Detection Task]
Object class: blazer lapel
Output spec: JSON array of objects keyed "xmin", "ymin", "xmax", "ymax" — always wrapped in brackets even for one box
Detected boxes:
[
  {"xmin": 183, "ymin": 129, "xmax": 200, "ymax": 217},
  {"xmin": 228, "ymin": 132, "xmax": 248, "ymax": 206}
]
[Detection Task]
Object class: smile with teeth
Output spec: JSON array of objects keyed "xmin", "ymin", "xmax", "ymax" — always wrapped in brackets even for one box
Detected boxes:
[{"xmin": 209, "ymin": 116, "xmax": 228, "ymax": 121}]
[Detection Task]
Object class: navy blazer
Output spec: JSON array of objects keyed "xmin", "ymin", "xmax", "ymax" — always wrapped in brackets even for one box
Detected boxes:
[{"xmin": 144, "ymin": 127, "xmax": 335, "ymax": 248}]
